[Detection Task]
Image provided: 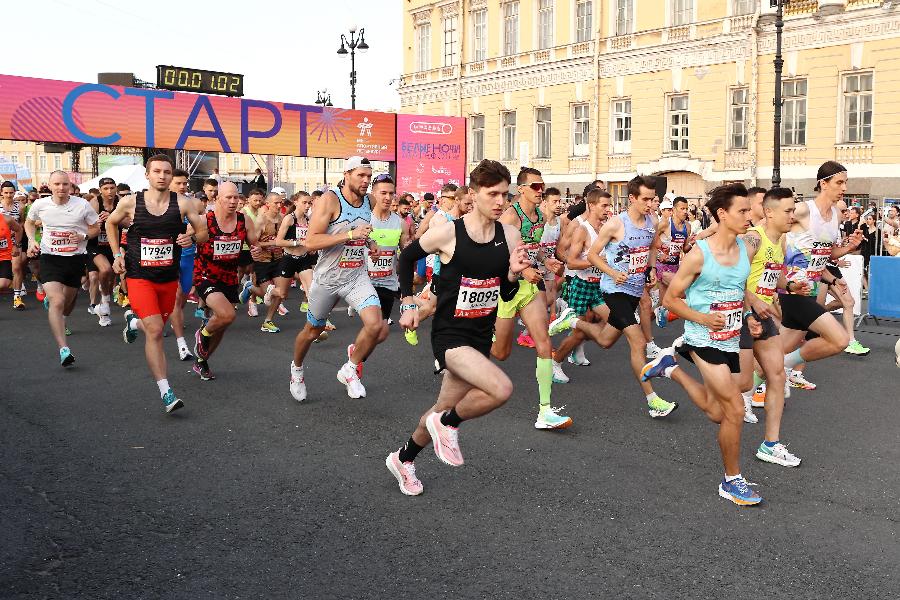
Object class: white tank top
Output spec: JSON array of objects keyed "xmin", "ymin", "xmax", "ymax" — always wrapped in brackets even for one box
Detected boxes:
[
  {"xmin": 575, "ymin": 219, "xmax": 602, "ymax": 282},
  {"xmin": 563, "ymin": 215, "xmax": 584, "ymax": 278}
]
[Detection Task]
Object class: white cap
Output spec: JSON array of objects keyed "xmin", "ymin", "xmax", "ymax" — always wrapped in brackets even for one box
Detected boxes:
[
  {"xmin": 659, "ymin": 199, "xmax": 674, "ymax": 210},
  {"xmin": 13, "ymin": 190, "xmax": 27, "ymax": 199},
  {"xmin": 271, "ymin": 186, "xmax": 286, "ymax": 196},
  {"xmin": 344, "ymin": 156, "xmax": 372, "ymax": 172}
]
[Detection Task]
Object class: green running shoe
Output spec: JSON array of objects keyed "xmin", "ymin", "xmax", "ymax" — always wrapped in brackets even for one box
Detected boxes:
[{"xmin": 648, "ymin": 395, "xmax": 678, "ymax": 418}]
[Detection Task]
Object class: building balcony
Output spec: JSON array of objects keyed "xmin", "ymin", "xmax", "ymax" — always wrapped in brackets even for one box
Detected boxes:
[
  {"xmin": 724, "ymin": 150, "xmax": 750, "ymax": 171},
  {"xmin": 607, "ymin": 154, "xmax": 632, "ymax": 173},
  {"xmin": 726, "ymin": 14, "xmax": 755, "ymax": 33},
  {"xmin": 607, "ymin": 34, "xmax": 634, "ymax": 52},
  {"xmin": 847, "ymin": 0, "xmax": 879, "ymax": 7},
  {"xmin": 441, "ymin": 65, "xmax": 457, "ymax": 79},
  {"xmin": 781, "ymin": 146, "xmax": 808, "ymax": 166},
  {"xmin": 835, "ymin": 143, "xmax": 874, "ymax": 163},
  {"xmin": 785, "ymin": 0, "xmax": 819, "ymax": 16},
  {"xmin": 467, "ymin": 61, "xmax": 485, "ymax": 75},
  {"xmin": 663, "ymin": 24, "xmax": 694, "ymax": 43},
  {"xmin": 569, "ymin": 156, "xmax": 591, "ymax": 174}
]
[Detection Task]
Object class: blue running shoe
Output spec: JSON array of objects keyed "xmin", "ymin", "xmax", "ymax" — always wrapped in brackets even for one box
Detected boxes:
[
  {"xmin": 43, "ymin": 297, "xmax": 49, "ymax": 310},
  {"xmin": 718, "ymin": 477, "xmax": 762, "ymax": 506},
  {"xmin": 641, "ymin": 347, "xmax": 678, "ymax": 382},
  {"xmin": 238, "ymin": 280, "xmax": 253, "ymax": 304},
  {"xmin": 162, "ymin": 390, "xmax": 184, "ymax": 413},
  {"xmin": 655, "ymin": 306, "xmax": 668, "ymax": 329},
  {"xmin": 194, "ymin": 307, "xmax": 206, "ymax": 319},
  {"xmin": 59, "ymin": 346, "xmax": 75, "ymax": 367}
]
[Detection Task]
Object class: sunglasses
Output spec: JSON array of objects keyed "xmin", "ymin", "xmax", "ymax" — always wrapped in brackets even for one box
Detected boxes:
[
  {"xmin": 522, "ymin": 182, "xmax": 545, "ymax": 192},
  {"xmin": 373, "ymin": 174, "xmax": 394, "ymax": 184}
]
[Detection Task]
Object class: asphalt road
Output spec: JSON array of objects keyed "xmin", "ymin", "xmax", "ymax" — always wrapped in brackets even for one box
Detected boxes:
[{"xmin": 2, "ymin": 292, "xmax": 899, "ymax": 599}]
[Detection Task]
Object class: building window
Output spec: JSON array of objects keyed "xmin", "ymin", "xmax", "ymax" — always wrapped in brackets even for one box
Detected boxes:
[
  {"xmin": 535, "ymin": 108, "xmax": 552, "ymax": 159},
  {"xmin": 576, "ymin": 0, "xmax": 593, "ymax": 42},
  {"xmin": 443, "ymin": 16, "xmax": 458, "ymax": 67},
  {"xmin": 573, "ymin": 103, "xmax": 590, "ymax": 156},
  {"xmin": 471, "ymin": 115, "xmax": 485, "ymax": 162},
  {"xmin": 39, "ymin": 155, "xmax": 47, "ymax": 171},
  {"xmin": 672, "ymin": 0, "xmax": 692, "ymax": 26},
  {"xmin": 501, "ymin": 111, "xmax": 517, "ymax": 161},
  {"xmin": 668, "ymin": 94, "xmax": 689, "ymax": 152},
  {"xmin": 416, "ymin": 23, "xmax": 431, "ymax": 71},
  {"xmin": 538, "ymin": 0, "xmax": 554, "ymax": 50},
  {"xmin": 843, "ymin": 72, "xmax": 873, "ymax": 143},
  {"xmin": 612, "ymin": 99, "xmax": 631, "ymax": 154},
  {"xmin": 733, "ymin": 0, "xmax": 755, "ymax": 15},
  {"xmin": 472, "ymin": 9, "xmax": 487, "ymax": 61},
  {"xmin": 729, "ymin": 87, "xmax": 749, "ymax": 150},
  {"xmin": 503, "ymin": 2, "xmax": 519, "ymax": 56},
  {"xmin": 25, "ymin": 155, "xmax": 32, "ymax": 170},
  {"xmin": 615, "ymin": 0, "xmax": 633, "ymax": 35},
  {"xmin": 232, "ymin": 155, "xmax": 240, "ymax": 170},
  {"xmin": 54, "ymin": 155, "xmax": 61, "ymax": 170},
  {"xmin": 781, "ymin": 79, "xmax": 807, "ymax": 146}
]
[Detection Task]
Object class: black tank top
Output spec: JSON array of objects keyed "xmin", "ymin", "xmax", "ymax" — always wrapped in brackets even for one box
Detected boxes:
[
  {"xmin": 125, "ymin": 191, "xmax": 185, "ymax": 282},
  {"xmin": 433, "ymin": 218, "xmax": 510, "ymax": 342}
]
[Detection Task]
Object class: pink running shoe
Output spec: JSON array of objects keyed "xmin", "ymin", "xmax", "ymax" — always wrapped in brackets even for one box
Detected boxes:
[
  {"xmin": 347, "ymin": 344, "xmax": 364, "ymax": 378},
  {"xmin": 516, "ymin": 331, "xmax": 535, "ymax": 348},
  {"xmin": 385, "ymin": 451, "xmax": 423, "ymax": 496},
  {"xmin": 425, "ymin": 411, "xmax": 464, "ymax": 467}
]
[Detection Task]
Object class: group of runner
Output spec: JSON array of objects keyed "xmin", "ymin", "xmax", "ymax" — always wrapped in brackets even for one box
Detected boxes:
[{"xmin": 7, "ymin": 155, "xmax": 867, "ymax": 506}]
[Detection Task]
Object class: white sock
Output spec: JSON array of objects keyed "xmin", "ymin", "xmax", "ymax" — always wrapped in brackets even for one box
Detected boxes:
[
  {"xmin": 176, "ymin": 336, "xmax": 187, "ymax": 348},
  {"xmin": 344, "ymin": 359, "xmax": 358, "ymax": 370},
  {"xmin": 725, "ymin": 473, "xmax": 742, "ymax": 482},
  {"xmin": 574, "ymin": 342, "xmax": 586, "ymax": 361},
  {"xmin": 552, "ymin": 360, "xmax": 562, "ymax": 368},
  {"xmin": 156, "ymin": 379, "xmax": 170, "ymax": 396},
  {"xmin": 13, "ymin": 289, "xmax": 19, "ymax": 298},
  {"xmin": 646, "ymin": 392, "xmax": 658, "ymax": 403},
  {"xmin": 291, "ymin": 361, "xmax": 303, "ymax": 374},
  {"xmin": 37, "ymin": 283, "xmax": 43, "ymax": 293},
  {"xmin": 741, "ymin": 390, "xmax": 753, "ymax": 404}
]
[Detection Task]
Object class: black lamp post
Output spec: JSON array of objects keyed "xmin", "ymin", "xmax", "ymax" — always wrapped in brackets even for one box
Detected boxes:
[
  {"xmin": 336, "ymin": 26, "xmax": 369, "ymax": 109},
  {"xmin": 314, "ymin": 90, "xmax": 333, "ymax": 186},
  {"xmin": 772, "ymin": 0, "xmax": 786, "ymax": 189}
]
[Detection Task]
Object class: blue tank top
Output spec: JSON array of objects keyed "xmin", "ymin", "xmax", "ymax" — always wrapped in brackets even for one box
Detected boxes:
[
  {"xmin": 314, "ymin": 187, "xmax": 372, "ymax": 285},
  {"xmin": 600, "ymin": 212, "xmax": 656, "ymax": 297},
  {"xmin": 683, "ymin": 238, "xmax": 750, "ymax": 353}
]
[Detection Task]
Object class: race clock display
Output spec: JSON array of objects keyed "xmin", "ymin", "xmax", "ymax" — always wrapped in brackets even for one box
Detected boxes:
[{"xmin": 156, "ymin": 65, "xmax": 244, "ymax": 97}]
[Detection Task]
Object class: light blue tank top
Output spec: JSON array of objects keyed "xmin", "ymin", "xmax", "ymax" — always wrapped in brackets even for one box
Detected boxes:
[
  {"xmin": 683, "ymin": 238, "xmax": 750, "ymax": 353},
  {"xmin": 600, "ymin": 212, "xmax": 656, "ymax": 297},
  {"xmin": 314, "ymin": 187, "xmax": 372, "ymax": 285}
]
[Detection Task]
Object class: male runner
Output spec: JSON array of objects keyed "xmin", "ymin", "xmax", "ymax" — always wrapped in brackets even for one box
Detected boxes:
[
  {"xmin": 241, "ymin": 191, "xmax": 285, "ymax": 332},
  {"xmin": 539, "ymin": 187, "xmax": 564, "ymax": 319},
  {"xmin": 0, "ymin": 210, "xmax": 24, "ymax": 294},
  {"xmin": 653, "ymin": 196, "xmax": 691, "ymax": 328},
  {"xmin": 86, "ymin": 177, "xmax": 119, "ymax": 326},
  {"xmin": 24, "ymin": 171, "xmax": 100, "ymax": 366},
  {"xmin": 106, "ymin": 154, "xmax": 208, "ymax": 412},
  {"xmin": 641, "ymin": 183, "xmax": 763, "ymax": 506},
  {"xmin": 239, "ymin": 188, "xmax": 265, "ymax": 314},
  {"xmin": 167, "ymin": 168, "xmax": 203, "ymax": 361},
  {"xmin": 289, "ymin": 156, "xmax": 383, "ymax": 401},
  {"xmin": 192, "ymin": 181, "xmax": 258, "ymax": 380},
  {"xmin": 550, "ymin": 176, "xmax": 677, "ymax": 418},
  {"xmin": 385, "ymin": 159, "xmax": 530, "ymax": 495},
  {"xmin": 492, "ymin": 167, "xmax": 570, "ymax": 429},
  {"xmin": 0, "ymin": 182, "xmax": 25, "ymax": 309}
]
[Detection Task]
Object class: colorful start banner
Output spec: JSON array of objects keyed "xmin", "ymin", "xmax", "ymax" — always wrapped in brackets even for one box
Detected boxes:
[
  {"xmin": 0, "ymin": 74, "xmax": 395, "ymax": 161},
  {"xmin": 396, "ymin": 114, "xmax": 466, "ymax": 197}
]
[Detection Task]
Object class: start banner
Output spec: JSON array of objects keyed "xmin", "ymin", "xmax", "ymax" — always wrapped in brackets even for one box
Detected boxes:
[{"xmin": 0, "ymin": 74, "xmax": 396, "ymax": 161}]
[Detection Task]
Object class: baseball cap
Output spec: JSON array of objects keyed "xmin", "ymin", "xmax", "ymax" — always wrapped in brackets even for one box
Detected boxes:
[
  {"xmin": 659, "ymin": 198, "xmax": 674, "ymax": 210},
  {"xmin": 98, "ymin": 177, "xmax": 116, "ymax": 187},
  {"xmin": 13, "ymin": 190, "xmax": 26, "ymax": 199},
  {"xmin": 344, "ymin": 156, "xmax": 372, "ymax": 172},
  {"xmin": 271, "ymin": 186, "xmax": 286, "ymax": 196}
]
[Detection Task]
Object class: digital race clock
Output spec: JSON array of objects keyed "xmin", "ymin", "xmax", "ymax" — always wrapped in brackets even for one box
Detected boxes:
[{"xmin": 155, "ymin": 65, "xmax": 244, "ymax": 97}]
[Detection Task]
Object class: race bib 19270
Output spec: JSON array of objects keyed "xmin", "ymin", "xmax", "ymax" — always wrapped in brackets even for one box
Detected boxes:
[
  {"xmin": 709, "ymin": 300, "xmax": 743, "ymax": 341},
  {"xmin": 454, "ymin": 276, "xmax": 500, "ymax": 318},
  {"xmin": 140, "ymin": 237, "xmax": 174, "ymax": 267},
  {"xmin": 212, "ymin": 236, "xmax": 241, "ymax": 260}
]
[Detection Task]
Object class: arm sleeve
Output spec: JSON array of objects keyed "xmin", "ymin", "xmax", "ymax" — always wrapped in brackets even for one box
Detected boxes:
[{"xmin": 398, "ymin": 239, "xmax": 430, "ymax": 297}]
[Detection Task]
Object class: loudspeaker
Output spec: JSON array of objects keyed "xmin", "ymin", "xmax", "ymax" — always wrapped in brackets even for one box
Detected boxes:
[{"xmin": 654, "ymin": 175, "xmax": 668, "ymax": 200}]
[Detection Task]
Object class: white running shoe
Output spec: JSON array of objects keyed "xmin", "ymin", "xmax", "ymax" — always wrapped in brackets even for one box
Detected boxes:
[
  {"xmin": 98, "ymin": 314, "xmax": 112, "ymax": 327},
  {"xmin": 247, "ymin": 302, "xmax": 258, "ymax": 317},
  {"xmin": 337, "ymin": 363, "xmax": 366, "ymax": 398},
  {"xmin": 178, "ymin": 344, "xmax": 193, "ymax": 362},
  {"xmin": 277, "ymin": 304, "xmax": 289, "ymax": 316},
  {"xmin": 290, "ymin": 363, "xmax": 306, "ymax": 402},
  {"xmin": 756, "ymin": 441, "xmax": 801, "ymax": 467},
  {"xmin": 552, "ymin": 360, "xmax": 569, "ymax": 384},
  {"xmin": 742, "ymin": 392, "xmax": 758, "ymax": 424},
  {"xmin": 87, "ymin": 304, "xmax": 96, "ymax": 315},
  {"xmin": 263, "ymin": 284, "xmax": 275, "ymax": 306},
  {"xmin": 783, "ymin": 367, "xmax": 791, "ymax": 399},
  {"xmin": 646, "ymin": 340, "xmax": 662, "ymax": 360}
]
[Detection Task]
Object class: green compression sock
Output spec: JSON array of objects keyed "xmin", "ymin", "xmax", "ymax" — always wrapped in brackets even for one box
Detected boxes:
[{"xmin": 537, "ymin": 357, "xmax": 553, "ymax": 408}]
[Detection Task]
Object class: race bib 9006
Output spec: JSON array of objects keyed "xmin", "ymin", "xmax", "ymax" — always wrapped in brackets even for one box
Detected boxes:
[
  {"xmin": 140, "ymin": 237, "xmax": 174, "ymax": 267},
  {"xmin": 454, "ymin": 276, "xmax": 500, "ymax": 318}
]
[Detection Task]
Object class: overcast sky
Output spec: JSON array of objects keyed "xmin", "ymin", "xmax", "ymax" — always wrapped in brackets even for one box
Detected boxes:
[{"xmin": 16, "ymin": 0, "xmax": 403, "ymax": 111}]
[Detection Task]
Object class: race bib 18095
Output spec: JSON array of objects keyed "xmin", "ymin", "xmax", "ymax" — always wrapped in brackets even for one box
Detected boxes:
[
  {"xmin": 140, "ymin": 237, "xmax": 174, "ymax": 267},
  {"xmin": 709, "ymin": 300, "xmax": 743, "ymax": 341},
  {"xmin": 454, "ymin": 276, "xmax": 500, "ymax": 318}
]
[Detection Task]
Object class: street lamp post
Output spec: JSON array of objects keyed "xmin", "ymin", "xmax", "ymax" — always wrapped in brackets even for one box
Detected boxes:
[
  {"xmin": 772, "ymin": 0, "xmax": 786, "ymax": 189},
  {"xmin": 336, "ymin": 26, "xmax": 369, "ymax": 110},
  {"xmin": 314, "ymin": 90, "xmax": 333, "ymax": 187}
]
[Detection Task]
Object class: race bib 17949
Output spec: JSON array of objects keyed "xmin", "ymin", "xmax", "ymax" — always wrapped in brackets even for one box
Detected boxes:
[{"xmin": 140, "ymin": 237, "xmax": 174, "ymax": 267}]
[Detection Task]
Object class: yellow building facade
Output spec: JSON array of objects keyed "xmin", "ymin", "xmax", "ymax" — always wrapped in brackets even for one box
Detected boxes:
[
  {"xmin": 0, "ymin": 140, "xmax": 94, "ymax": 189},
  {"xmin": 399, "ymin": 0, "xmax": 900, "ymax": 203}
]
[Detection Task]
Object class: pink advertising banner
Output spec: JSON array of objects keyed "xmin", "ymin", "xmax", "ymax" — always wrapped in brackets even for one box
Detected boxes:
[{"xmin": 395, "ymin": 114, "xmax": 466, "ymax": 196}]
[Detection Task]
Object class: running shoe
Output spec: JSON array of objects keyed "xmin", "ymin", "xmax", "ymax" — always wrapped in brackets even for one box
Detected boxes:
[
  {"xmin": 238, "ymin": 280, "xmax": 253, "ymax": 304},
  {"xmin": 87, "ymin": 303, "xmax": 96, "ymax": 315},
  {"xmin": 548, "ymin": 308, "xmax": 577, "ymax": 336},
  {"xmin": 35, "ymin": 289, "xmax": 46, "ymax": 302},
  {"xmin": 300, "ymin": 301, "xmax": 309, "ymax": 313},
  {"xmin": 789, "ymin": 370, "xmax": 817, "ymax": 390},
  {"xmin": 290, "ymin": 363, "xmax": 306, "ymax": 402},
  {"xmin": 347, "ymin": 344, "xmax": 363, "ymax": 378},
  {"xmin": 555, "ymin": 297, "xmax": 568, "ymax": 314},
  {"xmin": 122, "ymin": 310, "xmax": 138, "ymax": 344},
  {"xmin": 404, "ymin": 329, "xmax": 419, "ymax": 346},
  {"xmin": 277, "ymin": 304, "xmax": 289, "ymax": 316},
  {"xmin": 645, "ymin": 340, "xmax": 662, "ymax": 360},
  {"xmin": 718, "ymin": 476, "xmax": 762, "ymax": 506},
  {"xmin": 844, "ymin": 340, "xmax": 870, "ymax": 356},
  {"xmin": 743, "ymin": 394, "xmax": 758, "ymax": 424},
  {"xmin": 756, "ymin": 442, "xmax": 801, "ymax": 467},
  {"xmin": 194, "ymin": 307, "xmax": 206, "ymax": 319},
  {"xmin": 186, "ymin": 292, "xmax": 199, "ymax": 304},
  {"xmin": 247, "ymin": 301, "xmax": 258, "ymax": 317},
  {"xmin": 324, "ymin": 320, "xmax": 337, "ymax": 331},
  {"xmin": 178, "ymin": 343, "xmax": 193, "ymax": 362},
  {"xmin": 385, "ymin": 451, "xmax": 424, "ymax": 496},
  {"xmin": 425, "ymin": 411, "xmax": 464, "ymax": 467},
  {"xmin": 194, "ymin": 328, "xmax": 210, "ymax": 360},
  {"xmin": 552, "ymin": 361, "xmax": 569, "ymax": 384},
  {"xmin": 192, "ymin": 359, "xmax": 215, "ymax": 381},
  {"xmin": 751, "ymin": 383, "xmax": 766, "ymax": 408},
  {"xmin": 641, "ymin": 345, "xmax": 678, "ymax": 381},
  {"xmin": 336, "ymin": 363, "xmax": 366, "ymax": 399},
  {"xmin": 314, "ymin": 330, "xmax": 329, "ymax": 343},
  {"xmin": 65, "ymin": 326, "xmax": 71, "ymax": 336},
  {"xmin": 647, "ymin": 396, "xmax": 678, "ymax": 418},
  {"xmin": 534, "ymin": 406, "xmax": 573, "ymax": 430},
  {"xmin": 162, "ymin": 390, "xmax": 184, "ymax": 413},
  {"xmin": 260, "ymin": 320, "xmax": 280, "ymax": 333},
  {"xmin": 44, "ymin": 297, "xmax": 49, "ymax": 310},
  {"xmin": 13, "ymin": 296, "xmax": 24, "ymax": 310},
  {"xmin": 568, "ymin": 351, "xmax": 590, "ymax": 367},
  {"xmin": 59, "ymin": 346, "xmax": 74, "ymax": 367},
  {"xmin": 98, "ymin": 314, "xmax": 112, "ymax": 327},
  {"xmin": 119, "ymin": 295, "xmax": 130, "ymax": 308},
  {"xmin": 263, "ymin": 284, "xmax": 275, "ymax": 306},
  {"xmin": 516, "ymin": 331, "xmax": 535, "ymax": 348},
  {"xmin": 655, "ymin": 306, "xmax": 668, "ymax": 329}
]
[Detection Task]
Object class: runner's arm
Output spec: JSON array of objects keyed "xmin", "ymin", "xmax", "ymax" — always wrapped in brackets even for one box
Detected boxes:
[
  {"xmin": 243, "ymin": 215, "xmax": 259, "ymax": 246},
  {"xmin": 587, "ymin": 216, "xmax": 622, "ymax": 279},
  {"xmin": 398, "ymin": 219, "xmax": 455, "ymax": 298},
  {"xmin": 415, "ymin": 210, "xmax": 436, "ymax": 238},
  {"xmin": 303, "ymin": 192, "xmax": 367, "ymax": 251},
  {"xmin": 565, "ymin": 226, "xmax": 591, "ymax": 271},
  {"xmin": 274, "ymin": 215, "xmax": 299, "ymax": 248},
  {"xmin": 5, "ymin": 214, "xmax": 22, "ymax": 242},
  {"xmin": 181, "ymin": 196, "xmax": 209, "ymax": 245},
  {"xmin": 105, "ymin": 196, "xmax": 136, "ymax": 259}
]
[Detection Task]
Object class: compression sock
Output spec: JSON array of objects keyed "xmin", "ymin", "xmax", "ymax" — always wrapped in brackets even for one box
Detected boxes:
[
  {"xmin": 398, "ymin": 437, "xmax": 425, "ymax": 463},
  {"xmin": 440, "ymin": 408, "xmax": 463, "ymax": 428},
  {"xmin": 784, "ymin": 348, "xmax": 804, "ymax": 369},
  {"xmin": 536, "ymin": 357, "xmax": 553, "ymax": 408}
]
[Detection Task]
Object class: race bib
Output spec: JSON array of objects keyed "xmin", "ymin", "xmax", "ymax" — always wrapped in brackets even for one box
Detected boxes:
[
  {"xmin": 755, "ymin": 262, "xmax": 783, "ymax": 298},
  {"xmin": 454, "ymin": 276, "xmax": 500, "ymax": 318},
  {"xmin": 709, "ymin": 300, "xmax": 743, "ymax": 341},
  {"xmin": 628, "ymin": 245, "xmax": 650, "ymax": 274},
  {"xmin": 120, "ymin": 227, "xmax": 128, "ymax": 246},
  {"xmin": 295, "ymin": 226, "xmax": 308, "ymax": 243},
  {"xmin": 140, "ymin": 237, "xmax": 174, "ymax": 267},
  {"xmin": 579, "ymin": 266, "xmax": 601, "ymax": 283},
  {"xmin": 539, "ymin": 241, "xmax": 557, "ymax": 259},
  {"xmin": 0, "ymin": 238, "xmax": 7, "ymax": 250},
  {"xmin": 665, "ymin": 240, "xmax": 683, "ymax": 262},
  {"xmin": 367, "ymin": 249, "xmax": 395, "ymax": 279},
  {"xmin": 46, "ymin": 228, "xmax": 77, "ymax": 255},
  {"xmin": 523, "ymin": 243, "xmax": 541, "ymax": 267},
  {"xmin": 98, "ymin": 230, "xmax": 109, "ymax": 245},
  {"xmin": 338, "ymin": 239, "xmax": 367, "ymax": 269},
  {"xmin": 806, "ymin": 244, "xmax": 831, "ymax": 281},
  {"xmin": 213, "ymin": 236, "xmax": 241, "ymax": 260}
]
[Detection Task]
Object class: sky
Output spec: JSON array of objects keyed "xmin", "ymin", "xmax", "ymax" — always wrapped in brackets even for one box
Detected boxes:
[{"xmin": 14, "ymin": 0, "xmax": 404, "ymax": 111}]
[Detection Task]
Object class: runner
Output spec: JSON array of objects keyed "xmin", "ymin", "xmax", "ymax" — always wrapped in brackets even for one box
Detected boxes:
[
  {"xmin": 24, "ymin": 171, "xmax": 100, "ymax": 366},
  {"xmin": 385, "ymin": 159, "xmax": 530, "ymax": 495},
  {"xmin": 640, "ymin": 183, "xmax": 762, "ymax": 506},
  {"xmin": 239, "ymin": 192, "xmax": 285, "ymax": 332},
  {"xmin": 0, "ymin": 209, "xmax": 24, "ymax": 296},
  {"xmin": 653, "ymin": 196, "xmax": 692, "ymax": 328},
  {"xmin": 491, "ymin": 167, "xmax": 570, "ymax": 429},
  {"xmin": 86, "ymin": 177, "xmax": 119, "ymax": 326},
  {"xmin": 0, "ymin": 181, "xmax": 25, "ymax": 309},
  {"xmin": 106, "ymin": 154, "xmax": 208, "ymax": 412},
  {"xmin": 269, "ymin": 192, "xmax": 318, "ymax": 333},
  {"xmin": 539, "ymin": 187, "xmax": 564, "ymax": 320},
  {"xmin": 192, "ymin": 181, "xmax": 259, "ymax": 381},
  {"xmin": 166, "ymin": 168, "xmax": 204, "ymax": 361},
  {"xmin": 549, "ymin": 176, "xmax": 677, "ymax": 418},
  {"xmin": 19, "ymin": 191, "xmax": 44, "ymax": 302},
  {"xmin": 239, "ymin": 188, "xmax": 265, "ymax": 314},
  {"xmin": 288, "ymin": 156, "xmax": 383, "ymax": 401}
]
